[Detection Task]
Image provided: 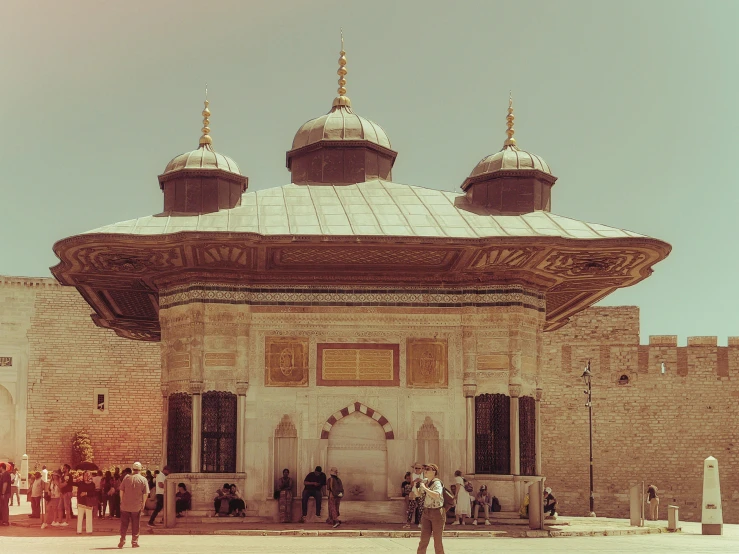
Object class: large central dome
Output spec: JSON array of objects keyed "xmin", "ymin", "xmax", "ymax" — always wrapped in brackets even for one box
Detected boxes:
[{"xmin": 286, "ymin": 36, "xmax": 397, "ymax": 185}]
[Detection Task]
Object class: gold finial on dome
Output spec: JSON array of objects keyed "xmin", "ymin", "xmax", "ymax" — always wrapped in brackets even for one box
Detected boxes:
[
  {"xmin": 504, "ymin": 92, "xmax": 516, "ymax": 147},
  {"xmin": 199, "ymin": 84, "xmax": 213, "ymax": 147},
  {"xmin": 332, "ymin": 29, "xmax": 352, "ymax": 108}
]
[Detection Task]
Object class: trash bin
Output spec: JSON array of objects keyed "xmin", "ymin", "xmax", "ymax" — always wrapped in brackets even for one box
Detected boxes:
[{"xmin": 667, "ymin": 505, "xmax": 679, "ymax": 531}]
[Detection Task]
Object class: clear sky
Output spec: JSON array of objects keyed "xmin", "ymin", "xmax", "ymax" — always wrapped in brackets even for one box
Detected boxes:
[{"xmin": 1, "ymin": 0, "xmax": 737, "ymax": 343}]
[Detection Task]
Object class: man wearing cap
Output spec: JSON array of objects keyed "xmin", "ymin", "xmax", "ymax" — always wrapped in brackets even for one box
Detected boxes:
[
  {"xmin": 472, "ymin": 484, "xmax": 491, "ymax": 525},
  {"xmin": 118, "ymin": 462, "xmax": 149, "ymax": 549},
  {"xmin": 299, "ymin": 466, "xmax": 326, "ymax": 523}
]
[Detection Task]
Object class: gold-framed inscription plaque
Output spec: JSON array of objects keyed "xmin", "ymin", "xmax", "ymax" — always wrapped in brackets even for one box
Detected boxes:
[
  {"xmin": 406, "ymin": 338, "xmax": 448, "ymax": 388},
  {"xmin": 265, "ymin": 336, "xmax": 309, "ymax": 387},
  {"xmin": 317, "ymin": 343, "xmax": 399, "ymax": 386}
]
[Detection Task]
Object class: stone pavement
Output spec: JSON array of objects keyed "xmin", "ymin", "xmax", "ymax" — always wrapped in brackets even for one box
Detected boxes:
[{"xmin": 2, "ymin": 499, "xmax": 677, "ymax": 539}]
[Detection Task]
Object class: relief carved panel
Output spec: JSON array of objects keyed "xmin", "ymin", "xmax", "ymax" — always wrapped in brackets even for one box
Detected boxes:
[
  {"xmin": 406, "ymin": 339, "xmax": 448, "ymax": 388},
  {"xmin": 264, "ymin": 336, "xmax": 309, "ymax": 387},
  {"xmin": 538, "ymin": 250, "xmax": 647, "ymax": 278}
]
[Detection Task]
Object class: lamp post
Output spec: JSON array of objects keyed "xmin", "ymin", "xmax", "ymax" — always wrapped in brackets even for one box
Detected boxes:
[{"xmin": 581, "ymin": 360, "xmax": 596, "ymax": 517}]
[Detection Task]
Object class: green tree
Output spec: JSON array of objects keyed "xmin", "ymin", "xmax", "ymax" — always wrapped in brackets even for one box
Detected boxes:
[{"xmin": 71, "ymin": 431, "xmax": 94, "ymax": 467}]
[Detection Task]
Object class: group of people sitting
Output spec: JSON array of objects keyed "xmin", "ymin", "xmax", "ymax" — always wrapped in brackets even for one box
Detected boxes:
[{"xmin": 213, "ymin": 483, "xmax": 246, "ymax": 517}]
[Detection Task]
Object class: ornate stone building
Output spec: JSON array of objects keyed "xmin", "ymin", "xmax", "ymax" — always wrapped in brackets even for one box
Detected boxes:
[{"xmin": 48, "ymin": 44, "xmax": 670, "ymax": 519}]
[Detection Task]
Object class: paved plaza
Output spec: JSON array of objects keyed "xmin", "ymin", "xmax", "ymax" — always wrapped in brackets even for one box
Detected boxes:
[
  {"xmin": 1, "ymin": 523, "xmax": 739, "ymax": 553},
  {"xmin": 2, "ymin": 503, "xmax": 739, "ymax": 553}
]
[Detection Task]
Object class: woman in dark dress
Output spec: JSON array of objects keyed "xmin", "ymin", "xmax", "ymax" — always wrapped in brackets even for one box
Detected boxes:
[
  {"xmin": 229, "ymin": 484, "xmax": 246, "ymax": 517},
  {"xmin": 175, "ymin": 483, "xmax": 192, "ymax": 517},
  {"xmin": 277, "ymin": 469, "xmax": 294, "ymax": 523}
]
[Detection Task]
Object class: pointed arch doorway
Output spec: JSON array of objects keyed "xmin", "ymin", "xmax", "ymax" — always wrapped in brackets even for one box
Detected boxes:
[{"xmin": 326, "ymin": 410, "xmax": 388, "ymax": 500}]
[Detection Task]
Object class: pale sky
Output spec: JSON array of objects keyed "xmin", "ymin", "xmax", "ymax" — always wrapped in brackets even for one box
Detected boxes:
[{"xmin": 1, "ymin": 0, "xmax": 737, "ymax": 343}]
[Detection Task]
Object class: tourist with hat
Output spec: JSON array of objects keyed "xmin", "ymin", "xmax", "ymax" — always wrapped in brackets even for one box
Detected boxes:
[
  {"xmin": 326, "ymin": 466, "xmax": 344, "ymax": 528},
  {"xmin": 417, "ymin": 463, "xmax": 446, "ymax": 554},
  {"xmin": 118, "ymin": 461, "xmax": 149, "ymax": 549},
  {"xmin": 472, "ymin": 484, "xmax": 492, "ymax": 525}
]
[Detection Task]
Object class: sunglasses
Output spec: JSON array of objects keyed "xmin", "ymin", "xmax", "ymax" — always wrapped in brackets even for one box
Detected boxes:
[{"xmin": 414, "ymin": 467, "xmax": 422, "ymax": 470}]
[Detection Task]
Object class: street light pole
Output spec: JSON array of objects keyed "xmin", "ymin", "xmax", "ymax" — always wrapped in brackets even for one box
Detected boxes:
[{"xmin": 582, "ymin": 360, "xmax": 596, "ymax": 517}]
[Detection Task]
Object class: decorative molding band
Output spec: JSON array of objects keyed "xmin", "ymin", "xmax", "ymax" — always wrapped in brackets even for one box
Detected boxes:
[{"xmin": 160, "ymin": 283, "xmax": 545, "ymax": 312}]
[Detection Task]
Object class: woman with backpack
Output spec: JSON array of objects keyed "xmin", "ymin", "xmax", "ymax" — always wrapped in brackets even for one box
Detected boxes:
[
  {"xmin": 417, "ymin": 463, "xmax": 446, "ymax": 554},
  {"xmin": 452, "ymin": 470, "xmax": 471, "ymax": 525}
]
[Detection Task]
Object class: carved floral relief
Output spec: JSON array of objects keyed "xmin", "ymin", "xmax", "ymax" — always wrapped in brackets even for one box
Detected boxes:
[
  {"xmin": 265, "ymin": 336, "xmax": 309, "ymax": 387},
  {"xmin": 406, "ymin": 338, "xmax": 448, "ymax": 388}
]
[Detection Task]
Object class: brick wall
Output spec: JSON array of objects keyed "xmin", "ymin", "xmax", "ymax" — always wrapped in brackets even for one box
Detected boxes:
[
  {"xmin": 17, "ymin": 279, "xmax": 163, "ymax": 470},
  {"xmin": 542, "ymin": 306, "xmax": 739, "ymax": 523}
]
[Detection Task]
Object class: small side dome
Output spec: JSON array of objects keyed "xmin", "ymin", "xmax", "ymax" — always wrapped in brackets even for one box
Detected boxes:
[
  {"xmin": 291, "ymin": 107, "xmax": 392, "ymax": 150},
  {"xmin": 158, "ymin": 95, "xmax": 247, "ymax": 214},
  {"xmin": 468, "ymin": 145, "xmax": 551, "ymax": 178},
  {"xmin": 163, "ymin": 145, "xmax": 241, "ymax": 175},
  {"xmin": 462, "ymin": 95, "xmax": 557, "ymax": 214}
]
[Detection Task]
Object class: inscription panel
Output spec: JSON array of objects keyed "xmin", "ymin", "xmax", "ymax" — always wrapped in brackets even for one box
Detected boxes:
[
  {"xmin": 317, "ymin": 344, "xmax": 399, "ymax": 387},
  {"xmin": 265, "ymin": 336, "xmax": 309, "ymax": 387},
  {"xmin": 406, "ymin": 339, "xmax": 448, "ymax": 388},
  {"xmin": 204, "ymin": 352, "xmax": 237, "ymax": 367}
]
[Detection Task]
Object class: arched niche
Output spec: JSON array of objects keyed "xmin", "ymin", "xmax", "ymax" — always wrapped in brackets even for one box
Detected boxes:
[
  {"xmin": 274, "ymin": 415, "xmax": 298, "ymax": 494},
  {"xmin": 416, "ymin": 416, "xmax": 440, "ymax": 465}
]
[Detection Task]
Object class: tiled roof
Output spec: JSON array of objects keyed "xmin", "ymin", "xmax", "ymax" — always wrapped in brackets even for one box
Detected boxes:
[{"xmin": 85, "ymin": 180, "xmax": 646, "ymax": 240}]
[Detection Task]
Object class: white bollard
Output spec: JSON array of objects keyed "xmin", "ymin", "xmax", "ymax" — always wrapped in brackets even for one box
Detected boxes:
[
  {"xmin": 20, "ymin": 454, "xmax": 29, "ymax": 494},
  {"xmin": 701, "ymin": 456, "xmax": 723, "ymax": 535}
]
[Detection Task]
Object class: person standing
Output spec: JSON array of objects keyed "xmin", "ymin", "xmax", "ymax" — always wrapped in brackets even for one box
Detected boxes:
[
  {"xmin": 647, "ymin": 484, "xmax": 659, "ymax": 520},
  {"xmin": 92, "ymin": 470, "xmax": 103, "ymax": 517},
  {"xmin": 277, "ymin": 469, "xmax": 294, "ymax": 523},
  {"xmin": 111, "ymin": 469, "xmax": 122, "ymax": 518},
  {"xmin": 41, "ymin": 465, "xmax": 48, "ymax": 484},
  {"xmin": 0, "ymin": 463, "xmax": 11, "ymax": 526},
  {"xmin": 299, "ymin": 466, "xmax": 326, "ymax": 523},
  {"xmin": 406, "ymin": 463, "xmax": 425, "ymax": 528},
  {"xmin": 60, "ymin": 464, "xmax": 74, "ymax": 526},
  {"xmin": 452, "ymin": 470, "xmax": 470, "ymax": 525},
  {"xmin": 30, "ymin": 471, "xmax": 43, "ymax": 518},
  {"xmin": 45, "ymin": 472, "xmax": 63, "ymax": 528},
  {"xmin": 416, "ymin": 463, "xmax": 445, "ymax": 554},
  {"xmin": 147, "ymin": 465, "xmax": 169, "ymax": 527},
  {"xmin": 326, "ymin": 467, "xmax": 343, "ymax": 528},
  {"xmin": 76, "ymin": 471, "xmax": 96, "ymax": 534},
  {"xmin": 10, "ymin": 468, "xmax": 21, "ymax": 506},
  {"xmin": 118, "ymin": 461, "xmax": 149, "ymax": 549}
]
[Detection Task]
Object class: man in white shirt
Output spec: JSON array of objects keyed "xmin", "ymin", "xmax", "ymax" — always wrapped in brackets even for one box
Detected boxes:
[
  {"xmin": 41, "ymin": 466, "xmax": 48, "ymax": 483},
  {"xmin": 10, "ymin": 469, "xmax": 20, "ymax": 506},
  {"xmin": 147, "ymin": 466, "xmax": 169, "ymax": 527}
]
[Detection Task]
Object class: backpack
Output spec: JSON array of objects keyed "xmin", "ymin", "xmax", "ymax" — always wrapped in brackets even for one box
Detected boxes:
[
  {"xmin": 434, "ymin": 479, "xmax": 456, "ymax": 512},
  {"xmin": 492, "ymin": 495, "xmax": 502, "ymax": 512}
]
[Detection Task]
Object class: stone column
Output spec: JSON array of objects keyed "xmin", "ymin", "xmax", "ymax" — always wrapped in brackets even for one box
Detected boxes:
[
  {"xmin": 509, "ymin": 384, "xmax": 521, "ymax": 475},
  {"xmin": 535, "ymin": 388, "xmax": 543, "ymax": 476},
  {"xmin": 161, "ymin": 385, "xmax": 169, "ymax": 467},
  {"xmin": 190, "ymin": 381, "xmax": 203, "ymax": 473},
  {"xmin": 462, "ymin": 327, "xmax": 477, "ymax": 474},
  {"xmin": 235, "ymin": 381, "xmax": 249, "ymax": 473}
]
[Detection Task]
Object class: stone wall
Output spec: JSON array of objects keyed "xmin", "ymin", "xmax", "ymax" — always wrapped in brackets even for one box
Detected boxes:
[
  {"xmin": 541, "ymin": 306, "xmax": 739, "ymax": 523},
  {"xmin": 0, "ymin": 277, "xmax": 162, "ymax": 470}
]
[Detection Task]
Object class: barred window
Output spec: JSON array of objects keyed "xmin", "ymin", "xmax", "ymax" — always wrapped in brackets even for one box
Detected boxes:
[
  {"xmin": 475, "ymin": 393, "xmax": 510, "ymax": 474},
  {"xmin": 167, "ymin": 393, "xmax": 192, "ymax": 473},
  {"xmin": 519, "ymin": 396, "xmax": 536, "ymax": 476},
  {"xmin": 201, "ymin": 391, "xmax": 237, "ymax": 473}
]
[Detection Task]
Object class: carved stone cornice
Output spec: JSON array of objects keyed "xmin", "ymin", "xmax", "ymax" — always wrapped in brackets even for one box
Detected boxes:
[{"xmin": 51, "ymin": 232, "xmax": 670, "ymax": 341}]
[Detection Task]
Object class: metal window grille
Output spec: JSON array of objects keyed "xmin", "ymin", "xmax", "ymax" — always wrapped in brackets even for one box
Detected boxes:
[
  {"xmin": 475, "ymin": 393, "xmax": 510, "ymax": 474},
  {"xmin": 167, "ymin": 393, "xmax": 192, "ymax": 473},
  {"xmin": 201, "ymin": 391, "xmax": 237, "ymax": 473},
  {"xmin": 97, "ymin": 394, "xmax": 106, "ymax": 411},
  {"xmin": 519, "ymin": 396, "xmax": 536, "ymax": 476}
]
